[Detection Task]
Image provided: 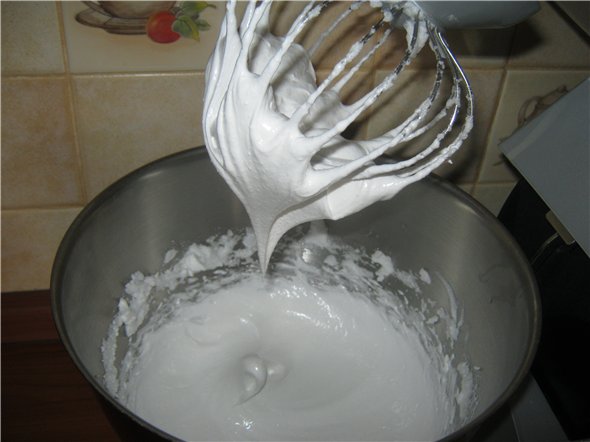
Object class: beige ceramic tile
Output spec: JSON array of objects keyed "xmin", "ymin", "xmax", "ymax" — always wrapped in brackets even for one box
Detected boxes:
[
  {"xmin": 480, "ymin": 70, "xmax": 590, "ymax": 183},
  {"xmin": 366, "ymin": 68, "xmax": 503, "ymax": 184},
  {"xmin": 1, "ymin": 78, "xmax": 84, "ymax": 209},
  {"xmin": 73, "ymin": 73, "xmax": 205, "ymax": 198},
  {"xmin": 472, "ymin": 182, "xmax": 517, "ymax": 216},
  {"xmin": 445, "ymin": 27, "xmax": 515, "ymax": 69},
  {"xmin": 508, "ymin": 2, "xmax": 590, "ymax": 68},
  {"xmin": 371, "ymin": 23, "xmax": 514, "ymax": 71},
  {"xmin": 1, "ymin": 208, "xmax": 81, "ymax": 292},
  {"xmin": 555, "ymin": 2, "xmax": 590, "ymax": 36},
  {"xmin": 61, "ymin": 1, "xmax": 225, "ymax": 73},
  {"xmin": 1, "ymin": 1, "xmax": 65, "ymax": 75}
]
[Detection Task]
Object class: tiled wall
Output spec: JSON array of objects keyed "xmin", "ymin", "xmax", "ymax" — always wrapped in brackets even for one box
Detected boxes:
[{"xmin": 2, "ymin": 1, "xmax": 589, "ymax": 292}]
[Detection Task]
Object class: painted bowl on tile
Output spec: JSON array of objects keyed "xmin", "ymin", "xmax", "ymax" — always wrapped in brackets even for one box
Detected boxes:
[
  {"xmin": 85, "ymin": 1, "xmax": 176, "ymax": 19},
  {"xmin": 51, "ymin": 147, "xmax": 540, "ymax": 441}
]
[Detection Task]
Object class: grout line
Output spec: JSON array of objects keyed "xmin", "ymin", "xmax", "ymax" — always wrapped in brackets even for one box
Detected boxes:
[
  {"xmin": 504, "ymin": 15, "xmax": 520, "ymax": 70},
  {"xmin": 1, "ymin": 205, "xmax": 85, "ymax": 213},
  {"xmin": 55, "ymin": 1, "xmax": 89, "ymax": 205},
  {"xmin": 68, "ymin": 70, "xmax": 206, "ymax": 79},
  {"xmin": 499, "ymin": 65, "xmax": 590, "ymax": 72},
  {"xmin": 4, "ymin": 66, "xmax": 588, "ymax": 80},
  {"xmin": 1, "ymin": 70, "xmax": 207, "ymax": 79},
  {"xmin": 483, "ymin": 180, "xmax": 519, "ymax": 185},
  {"xmin": 471, "ymin": 63, "xmax": 510, "ymax": 188},
  {"xmin": 455, "ymin": 182, "xmax": 475, "ymax": 196},
  {"xmin": 0, "ymin": 73, "xmax": 68, "ymax": 80},
  {"xmin": 473, "ymin": 179, "xmax": 519, "ymax": 189},
  {"xmin": 3, "ymin": 67, "xmax": 587, "ymax": 80}
]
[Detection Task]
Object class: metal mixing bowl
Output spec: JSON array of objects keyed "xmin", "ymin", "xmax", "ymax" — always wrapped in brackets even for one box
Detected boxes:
[{"xmin": 51, "ymin": 147, "xmax": 540, "ymax": 441}]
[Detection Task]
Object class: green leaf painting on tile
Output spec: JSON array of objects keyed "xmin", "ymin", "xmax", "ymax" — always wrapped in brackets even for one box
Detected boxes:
[{"xmin": 75, "ymin": 1, "xmax": 215, "ymax": 44}]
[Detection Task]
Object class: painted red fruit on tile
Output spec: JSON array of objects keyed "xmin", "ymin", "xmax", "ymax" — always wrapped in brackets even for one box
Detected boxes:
[{"xmin": 146, "ymin": 10, "xmax": 181, "ymax": 43}]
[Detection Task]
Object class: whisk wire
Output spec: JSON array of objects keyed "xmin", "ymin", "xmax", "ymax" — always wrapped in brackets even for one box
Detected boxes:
[
  {"xmin": 260, "ymin": 1, "xmax": 326, "ymax": 85},
  {"xmin": 203, "ymin": 0, "xmax": 475, "ymax": 270},
  {"xmin": 298, "ymin": 12, "xmax": 424, "ymax": 159},
  {"xmin": 373, "ymin": 27, "xmax": 473, "ymax": 179},
  {"xmin": 290, "ymin": 16, "xmax": 387, "ymax": 128},
  {"xmin": 308, "ymin": 1, "xmax": 357, "ymax": 57}
]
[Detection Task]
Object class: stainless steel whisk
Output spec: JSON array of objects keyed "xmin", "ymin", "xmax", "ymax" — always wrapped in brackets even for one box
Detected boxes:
[
  {"xmin": 203, "ymin": 0, "xmax": 475, "ymax": 269},
  {"xmin": 278, "ymin": 1, "xmax": 470, "ymax": 174}
]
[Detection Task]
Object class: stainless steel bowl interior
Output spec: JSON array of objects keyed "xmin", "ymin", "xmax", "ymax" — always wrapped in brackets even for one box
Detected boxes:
[{"xmin": 51, "ymin": 147, "xmax": 540, "ymax": 441}]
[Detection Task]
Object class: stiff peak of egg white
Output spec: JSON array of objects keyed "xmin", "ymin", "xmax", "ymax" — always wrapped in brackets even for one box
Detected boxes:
[{"xmin": 203, "ymin": 1, "xmax": 469, "ymax": 271}]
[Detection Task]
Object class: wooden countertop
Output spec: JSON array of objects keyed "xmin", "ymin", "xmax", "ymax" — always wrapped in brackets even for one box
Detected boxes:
[{"xmin": 2, "ymin": 290, "xmax": 124, "ymax": 441}]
